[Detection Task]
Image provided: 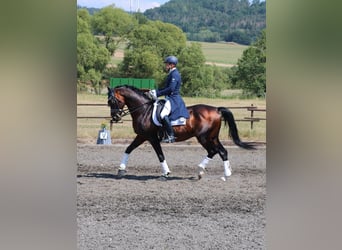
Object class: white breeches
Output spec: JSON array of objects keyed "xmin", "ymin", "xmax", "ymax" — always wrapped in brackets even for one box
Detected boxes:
[{"xmin": 160, "ymin": 100, "xmax": 171, "ymax": 119}]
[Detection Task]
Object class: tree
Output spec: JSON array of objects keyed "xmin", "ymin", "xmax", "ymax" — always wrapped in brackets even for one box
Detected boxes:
[
  {"xmin": 229, "ymin": 29, "xmax": 266, "ymax": 97},
  {"xmin": 118, "ymin": 20, "xmax": 186, "ymax": 84},
  {"xmin": 133, "ymin": 12, "xmax": 149, "ymax": 25},
  {"xmin": 84, "ymin": 69, "xmax": 102, "ymax": 94},
  {"xmin": 77, "ymin": 9, "xmax": 110, "ymax": 93},
  {"xmin": 144, "ymin": 0, "xmax": 266, "ymax": 45},
  {"xmin": 178, "ymin": 42, "xmax": 205, "ymax": 95},
  {"xmin": 120, "ymin": 49, "xmax": 161, "ymax": 79},
  {"xmin": 91, "ymin": 6, "xmax": 138, "ymax": 55},
  {"xmin": 77, "ymin": 9, "xmax": 91, "ymax": 34},
  {"xmin": 179, "ymin": 43, "xmax": 229, "ymax": 97},
  {"xmin": 224, "ymin": 30, "xmax": 251, "ymax": 45}
]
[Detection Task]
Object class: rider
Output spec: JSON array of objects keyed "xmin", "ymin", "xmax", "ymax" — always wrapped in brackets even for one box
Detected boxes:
[{"xmin": 150, "ymin": 55, "xmax": 189, "ymax": 143}]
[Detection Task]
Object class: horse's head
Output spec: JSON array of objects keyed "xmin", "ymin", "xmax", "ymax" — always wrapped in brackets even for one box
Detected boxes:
[{"xmin": 107, "ymin": 87, "xmax": 125, "ymax": 123}]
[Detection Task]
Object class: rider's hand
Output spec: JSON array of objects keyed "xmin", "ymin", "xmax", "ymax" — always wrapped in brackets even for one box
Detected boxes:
[
  {"xmin": 149, "ymin": 89, "xmax": 157, "ymax": 100},
  {"xmin": 145, "ymin": 89, "xmax": 157, "ymax": 101}
]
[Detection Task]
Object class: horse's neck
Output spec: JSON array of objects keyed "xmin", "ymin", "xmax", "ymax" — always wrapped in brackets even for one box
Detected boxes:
[
  {"xmin": 125, "ymin": 94, "xmax": 143, "ymax": 108},
  {"xmin": 125, "ymin": 94, "xmax": 151, "ymax": 117}
]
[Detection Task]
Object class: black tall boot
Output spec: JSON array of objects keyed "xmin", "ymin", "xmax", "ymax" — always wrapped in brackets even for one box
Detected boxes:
[{"xmin": 161, "ymin": 116, "xmax": 175, "ymax": 143}]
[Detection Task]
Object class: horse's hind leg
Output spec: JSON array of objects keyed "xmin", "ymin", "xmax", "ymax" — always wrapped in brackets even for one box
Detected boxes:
[
  {"xmin": 216, "ymin": 140, "xmax": 231, "ymax": 178},
  {"xmin": 207, "ymin": 137, "xmax": 231, "ymax": 178},
  {"xmin": 197, "ymin": 135, "xmax": 218, "ymax": 179},
  {"xmin": 198, "ymin": 136, "xmax": 231, "ymax": 179},
  {"xmin": 118, "ymin": 135, "xmax": 146, "ymax": 176}
]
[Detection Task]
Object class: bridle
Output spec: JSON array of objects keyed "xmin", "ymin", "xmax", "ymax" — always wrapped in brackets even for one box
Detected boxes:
[{"xmin": 108, "ymin": 93, "xmax": 152, "ymax": 128}]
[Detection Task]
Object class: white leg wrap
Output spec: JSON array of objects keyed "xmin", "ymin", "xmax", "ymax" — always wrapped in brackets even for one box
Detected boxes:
[
  {"xmin": 223, "ymin": 160, "xmax": 231, "ymax": 177},
  {"xmin": 119, "ymin": 153, "xmax": 129, "ymax": 170},
  {"xmin": 160, "ymin": 160, "xmax": 170, "ymax": 175},
  {"xmin": 198, "ymin": 156, "xmax": 211, "ymax": 169}
]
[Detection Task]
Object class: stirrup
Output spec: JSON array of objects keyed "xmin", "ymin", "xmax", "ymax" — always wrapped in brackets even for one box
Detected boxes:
[{"xmin": 161, "ymin": 135, "xmax": 175, "ymax": 143}]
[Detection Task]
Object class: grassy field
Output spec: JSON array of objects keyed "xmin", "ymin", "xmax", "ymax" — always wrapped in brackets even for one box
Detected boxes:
[
  {"xmin": 77, "ymin": 93, "xmax": 266, "ymax": 143},
  {"xmin": 110, "ymin": 41, "xmax": 247, "ymax": 67},
  {"xmin": 194, "ymin": 41, "xmax": 248, "ymax": 65}
]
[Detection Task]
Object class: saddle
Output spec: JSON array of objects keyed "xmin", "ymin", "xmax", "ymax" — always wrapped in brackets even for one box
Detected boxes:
[{"xmin": 152, "ymin": 100, "xmax": 186, "ymax": 127}]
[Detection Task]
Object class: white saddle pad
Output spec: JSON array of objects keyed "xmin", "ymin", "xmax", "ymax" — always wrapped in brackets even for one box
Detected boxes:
[{"xmin": 152, "ymin": 101, "xmax": 186, "ymax": 127}]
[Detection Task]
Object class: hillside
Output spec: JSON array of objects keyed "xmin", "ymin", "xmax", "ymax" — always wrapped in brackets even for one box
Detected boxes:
[{"xmin": 144, "ymin": 0, "xmax": 265, "ymax": 44}]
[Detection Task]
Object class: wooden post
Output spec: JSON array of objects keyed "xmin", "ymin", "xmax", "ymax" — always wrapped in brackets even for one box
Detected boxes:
[{"xmin": 251, "ymin": 104, "xmax": 254, "ymax": 130}]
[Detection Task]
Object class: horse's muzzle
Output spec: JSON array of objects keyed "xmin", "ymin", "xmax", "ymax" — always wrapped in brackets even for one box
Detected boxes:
[
  {"xmin": 111, "ymin": 114, "xmax": 122, "ymax": 123},
  {"xmin": 110, "ymin": 109, "xmax": 122, "ymax": 123}
]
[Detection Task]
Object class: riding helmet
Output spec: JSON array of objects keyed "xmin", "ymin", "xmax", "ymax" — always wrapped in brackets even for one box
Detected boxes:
[{"xmin": 164, "ymin": 56, "xmax": 178, "ymax": 65}]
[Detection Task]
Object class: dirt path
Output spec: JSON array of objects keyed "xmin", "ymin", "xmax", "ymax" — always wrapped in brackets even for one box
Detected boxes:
[
  {"xmin": 205, "ymin": 62, "xmax": 236, "ymax": 67},
  {"xmin": 77, "ymin": 144, "xmax": 266, "ymax": 249}
]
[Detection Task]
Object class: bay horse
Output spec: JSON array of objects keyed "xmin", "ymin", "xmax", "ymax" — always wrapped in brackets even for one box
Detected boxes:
[{"xmin": 107, "ymin": 85, "xmax": 255, "ymax": 181}]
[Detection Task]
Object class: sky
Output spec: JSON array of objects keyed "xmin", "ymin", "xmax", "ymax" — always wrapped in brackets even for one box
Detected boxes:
[{"xmin": 77, "ymin": 0, "xmax": 170, "ymax": 12}]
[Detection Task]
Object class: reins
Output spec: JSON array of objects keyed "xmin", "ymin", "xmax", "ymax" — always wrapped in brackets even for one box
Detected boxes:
[
  {"xmin": 119, "ymin": 100, "xmax": 153, "ymax": 117},
  {"xmin": 109, "ymin": 98, "xmax": 153, "ymax": 129}
]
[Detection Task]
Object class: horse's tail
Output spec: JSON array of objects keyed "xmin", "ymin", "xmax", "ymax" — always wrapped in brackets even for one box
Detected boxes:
[{"xmin": 218, "ymin": 107, "xmax": 255, "ymax": 150}]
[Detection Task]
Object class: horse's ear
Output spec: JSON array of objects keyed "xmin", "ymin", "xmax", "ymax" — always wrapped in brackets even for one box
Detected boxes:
[{"xmin": 107, "ymin": 87, "xmax": 113, "ymax": 98}]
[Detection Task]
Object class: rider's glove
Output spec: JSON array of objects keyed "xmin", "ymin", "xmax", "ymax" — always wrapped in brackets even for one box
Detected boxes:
[{"xmin": 149, "ymin": 89, "xmax": 157, "ymax": 101}]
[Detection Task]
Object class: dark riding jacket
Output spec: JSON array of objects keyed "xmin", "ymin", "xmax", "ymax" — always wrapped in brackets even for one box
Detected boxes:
[{"xmin": 156, "ymin": 68, "xmax": 189, "ymax": 121}]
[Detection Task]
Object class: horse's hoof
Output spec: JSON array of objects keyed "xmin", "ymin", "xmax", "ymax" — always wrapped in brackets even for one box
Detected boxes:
[
  {"xmin": 117, "ymin": 169, "xmax": 127, "ymax": 178},
  {"xmin": 158, "ymin": 173, "xmax": 170, "ymax": 181},
  {"xmin": 198, "ymin": 172, "xmax": 205, "ymax": 180},
  {"xmin": 198, "ymin": 168, "xmax": 205, "ymax": 180},
  {"xmin": 158, "ymin": 176, "xmax": 168, "ymax": 181}
]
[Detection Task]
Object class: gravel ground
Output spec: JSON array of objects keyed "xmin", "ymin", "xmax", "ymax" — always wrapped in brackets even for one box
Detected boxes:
[{"xmin": 77, "ymin": 143, "xmax": 266, "ymax": 249}]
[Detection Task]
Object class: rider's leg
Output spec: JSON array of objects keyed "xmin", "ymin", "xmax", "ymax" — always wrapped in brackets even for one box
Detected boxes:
[
  {"xmin": 160, "ymin": 101, "xmax": 175, "ymax": 143},
  {"xmin": 161, "ymin": 116, "xmax": 175, "ymax": 143}
]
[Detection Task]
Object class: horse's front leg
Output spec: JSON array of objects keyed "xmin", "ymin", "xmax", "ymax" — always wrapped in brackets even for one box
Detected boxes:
[
  {"xmin": 149, "ymin": 137, "xmax": 171, "ymax": 181},
  {"xmin": 118, "ymin": 135, "xmax": 146, "ymax": 177}
]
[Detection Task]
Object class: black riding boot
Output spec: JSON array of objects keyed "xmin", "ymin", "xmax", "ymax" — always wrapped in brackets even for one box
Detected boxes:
[{"xmin": 161, "ymin": 116, "xmax": 175, "ymax": 143}]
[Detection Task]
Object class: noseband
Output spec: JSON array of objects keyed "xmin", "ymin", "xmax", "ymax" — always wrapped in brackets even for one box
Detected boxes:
[
  {"xmin": 108, "ymin": 94, "xmax": 152, "ymax": 129},
  {"xmin": 108, "ymin": 95, "xmax": 125, "ymax": 124}
]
